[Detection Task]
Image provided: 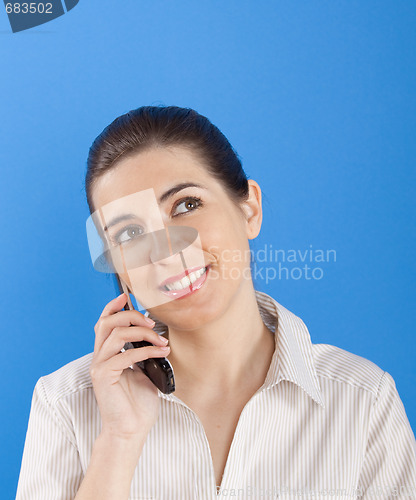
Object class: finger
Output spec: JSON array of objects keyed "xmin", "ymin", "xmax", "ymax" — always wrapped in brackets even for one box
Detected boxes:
[
  {"xmin": 97, "ymin": 327, "xmax": 168, "ymax": 363},
  {"xmin": 100, "ymin": 293, "xmax": 128, "ymax": 318},
  {"xmin": 106, "ymin": 345, "xmax": 171, "ymax": 375},
  {"xmin": 94, "ymin": 309, "xmax": 156, "ymax": 352}
]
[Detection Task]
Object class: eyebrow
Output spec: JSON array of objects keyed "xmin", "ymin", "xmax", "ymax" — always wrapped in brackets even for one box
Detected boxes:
[
  {"xmin": 158, "ymin": 182, "xmax": 206, "ymax": 204},
  {"xmin": 103, "ymin": 183, "xmax": 206, "ymax": 231},
  {"xmin": 103, "ymin": 214, "xmax": 138, "ymax": 232}
]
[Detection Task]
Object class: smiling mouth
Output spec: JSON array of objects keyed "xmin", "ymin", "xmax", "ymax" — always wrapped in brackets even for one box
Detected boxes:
[{"xmin": 158, "ymin": 264, "xmax": 210, "ymax": 298}]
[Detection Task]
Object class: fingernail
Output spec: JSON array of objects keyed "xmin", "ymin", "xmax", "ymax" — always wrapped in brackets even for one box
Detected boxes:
[
  {"xmin": 145, "ymin": 317, "xmax": 156, "ymax": 326},
  {"xmin": 160, "ymin": 336, "xmax": 169, "ymax": 344},
  {"xmin": 160, "ymin": 346, "xmax": 170, "ymax": 351}
]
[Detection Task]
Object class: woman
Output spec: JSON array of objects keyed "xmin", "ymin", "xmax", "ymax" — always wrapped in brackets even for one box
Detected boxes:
[{"xmin": 16, "ymin": 106, "xmax": 416, "ymax": 500}]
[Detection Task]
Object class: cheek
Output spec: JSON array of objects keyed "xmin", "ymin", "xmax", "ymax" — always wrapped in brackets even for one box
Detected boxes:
[
  {"xmin": 126, "ymin": 267, "xmax": 171, "ymax": 309},
  {"xmin": 205, "ymin": 232, "xmax": 252, "ymax": 287},
  {"xmin": 192, "ymin": 200, "xmax": 246, "ymax": 246},
  {"xmin": 119, "ymin": 271, "xmax": 132, "ymax": 290},
  {"xmin": 204, "ymin": 218, "xmax": 249, "ymax": 260}
]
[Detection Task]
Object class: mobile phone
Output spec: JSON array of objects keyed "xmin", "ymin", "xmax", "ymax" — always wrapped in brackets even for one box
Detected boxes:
[{"xmin": 115, "ymin": 275, "xmax": 175, "ymax": 394}]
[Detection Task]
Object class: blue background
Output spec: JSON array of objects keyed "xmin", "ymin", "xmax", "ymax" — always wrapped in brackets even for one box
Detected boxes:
[{"xmin": 1, "ymin": 1, "xmax": 415, "ymax": 497}]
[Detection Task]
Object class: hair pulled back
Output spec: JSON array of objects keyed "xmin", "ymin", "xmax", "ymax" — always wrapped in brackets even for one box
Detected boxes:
[{"xmin": 85, "ymin": 105, "xmax": 249, "ymax": 214}]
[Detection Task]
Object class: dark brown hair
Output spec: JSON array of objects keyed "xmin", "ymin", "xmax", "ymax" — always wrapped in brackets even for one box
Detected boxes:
[{"xmin": 85, "ymin": 105, "xmax": 249, "ymax": 213}]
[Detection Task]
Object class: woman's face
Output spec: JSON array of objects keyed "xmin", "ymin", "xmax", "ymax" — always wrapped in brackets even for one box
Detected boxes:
[{"xmin": 91, "ymin": 145, "xmax": 263, "ymax": 330}]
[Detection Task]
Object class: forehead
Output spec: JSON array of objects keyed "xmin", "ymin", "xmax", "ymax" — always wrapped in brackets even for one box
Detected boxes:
[{"xmin": 91, "ymin": 145, "xmax": 214, "ymax": 209}]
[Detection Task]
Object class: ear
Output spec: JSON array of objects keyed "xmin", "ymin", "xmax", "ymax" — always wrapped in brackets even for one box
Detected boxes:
[{"xmin": 240, "ymin": 179, "xmax": 263, "ymax": 240}]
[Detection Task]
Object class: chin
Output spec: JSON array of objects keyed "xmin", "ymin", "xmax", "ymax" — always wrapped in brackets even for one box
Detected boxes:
[{"xmin": 155, "ymin": 283, "xmax": 238, "ymax": 332}]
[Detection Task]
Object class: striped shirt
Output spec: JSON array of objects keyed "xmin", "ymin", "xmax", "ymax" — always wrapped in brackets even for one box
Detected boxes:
[{"xmin": 16, "ymin": 290, "xmax": 416, "ymax": 499}]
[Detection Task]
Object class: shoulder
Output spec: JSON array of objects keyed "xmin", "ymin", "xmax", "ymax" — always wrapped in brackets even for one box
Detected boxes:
[
  {"xmin": 312, "ymin": 343, "xmax": 385, "ymax": 398},
  {"xmin": 257, "ymin": 290, "xmax": 389, "ymax": 400},
  {"xmin": 36, "ymin": 352, "xmax": 94, "ymax": 406}
]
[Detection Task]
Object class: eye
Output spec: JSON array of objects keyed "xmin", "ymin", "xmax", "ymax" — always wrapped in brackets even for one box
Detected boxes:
[
  {"xmin": 172, "ymin": 196, "xmax": 203, "ymax": 217},
  {"xmin": 113, "ymin": 224, "xmax": 145, "ymax": 244}
]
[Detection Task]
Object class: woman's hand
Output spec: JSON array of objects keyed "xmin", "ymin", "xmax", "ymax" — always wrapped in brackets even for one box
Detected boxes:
[{"xmin": 90, "ymin": 293, "xmax": 170, "ymax": 440}]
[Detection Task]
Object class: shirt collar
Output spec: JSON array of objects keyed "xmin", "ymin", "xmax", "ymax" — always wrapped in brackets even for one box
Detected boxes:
[
  {"xmin": 149, "ymin": 290, "xmax": 325, "ymax": 409},
  {"xmin": 254, "ymin": 290, "xmax": 325, "ymax": 409}
]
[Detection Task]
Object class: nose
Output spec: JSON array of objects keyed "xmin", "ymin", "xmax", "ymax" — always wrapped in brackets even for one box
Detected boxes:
[
  {"xmin": 109, "ymin": 226, "xmax": 200, "ymax": 271},
  {"xmin": 149, "ymin": 228, "xmax": 171, "ymax": 264},
  {"xmin": 149, "ymin": 226, "xmax": 199, "ymax": 264}
]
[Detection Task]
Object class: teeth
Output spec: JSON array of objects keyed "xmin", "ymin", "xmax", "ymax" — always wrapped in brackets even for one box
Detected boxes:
[
  {"xmin": 180, "ymin": 276, "xmax": 191, "ymax": 288},
  {"xmin": 164, "ymin": 267, "xmax": 207, "ymax": 291},
  {"xmin": 188, "ymin": 271, "xmax": 198, "ymax": 282}
]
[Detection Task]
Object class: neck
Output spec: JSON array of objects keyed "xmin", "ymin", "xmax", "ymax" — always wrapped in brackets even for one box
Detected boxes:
[{"xmin": 164, "ymin": 283, "xmax": 276, "ymax": 399}]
